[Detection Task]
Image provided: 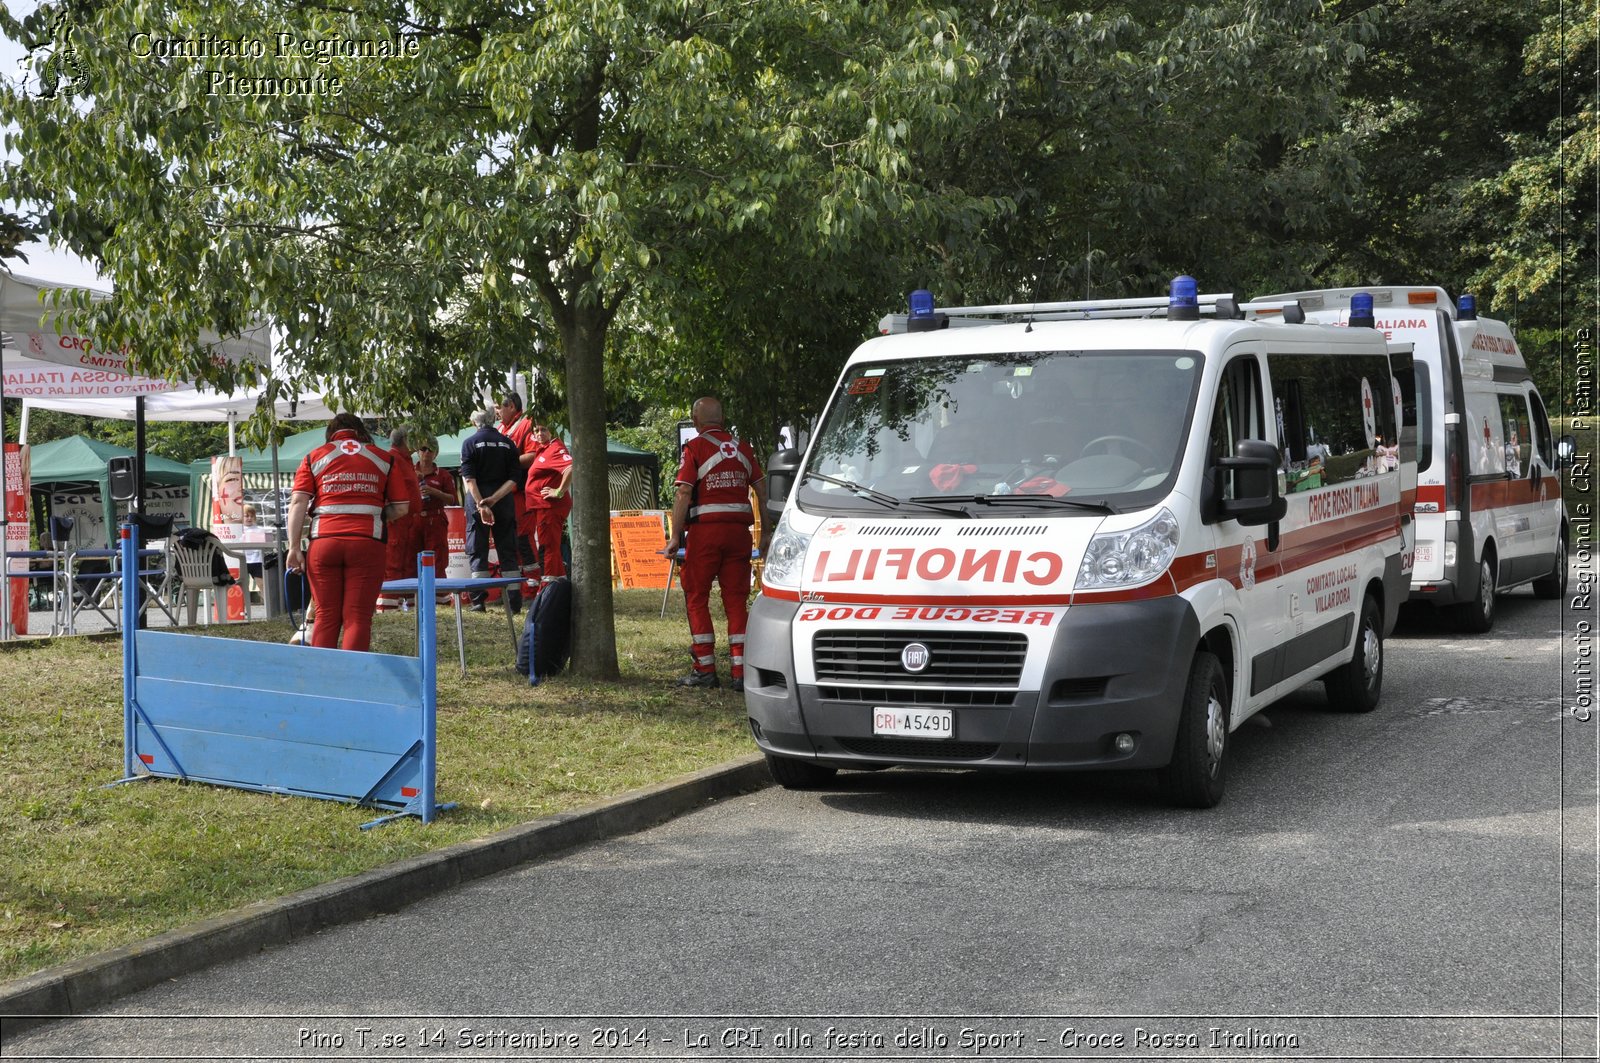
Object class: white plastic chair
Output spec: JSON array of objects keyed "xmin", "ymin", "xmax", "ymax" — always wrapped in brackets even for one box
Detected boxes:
[{"xmin": 171, "ymin": 536, "xmax": 233, "ymax": 626}]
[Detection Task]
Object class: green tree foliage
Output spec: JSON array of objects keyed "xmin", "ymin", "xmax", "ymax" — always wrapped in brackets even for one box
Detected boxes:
[
  {"xmin": 1, "ymin": 1, "xmax": 985, "ymax": 676},
  {"xmin": 920, "ymin": 0, "xmax": 1378, "ymax": 302}
]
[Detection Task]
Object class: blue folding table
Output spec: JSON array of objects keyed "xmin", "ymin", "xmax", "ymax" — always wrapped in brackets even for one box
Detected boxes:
[{"xmin": 379, "ymin": 575, "xmax": 523, "ymax": 676}]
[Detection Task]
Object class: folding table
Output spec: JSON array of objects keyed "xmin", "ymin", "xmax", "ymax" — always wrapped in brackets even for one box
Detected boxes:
[{"xmin": 378, "ymin": 575, "xmax": 523, "ymax": 676}]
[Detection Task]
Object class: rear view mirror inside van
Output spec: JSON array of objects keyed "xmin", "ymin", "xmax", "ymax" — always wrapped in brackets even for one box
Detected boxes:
[{"xmin": 1216, "ymin": 439, "xmax": 1288, "ymax": 526}]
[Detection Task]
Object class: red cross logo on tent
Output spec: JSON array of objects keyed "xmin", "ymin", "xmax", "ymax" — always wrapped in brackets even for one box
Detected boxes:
[{"xmin": 337, "ymin": 439, "xmax": 362, "ymax": 455}]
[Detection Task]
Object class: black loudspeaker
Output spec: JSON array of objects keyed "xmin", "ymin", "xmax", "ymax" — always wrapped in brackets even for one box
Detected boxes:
[{"xmin": 108, "ymin": 456, "xmax": 138, "ymax": 501}]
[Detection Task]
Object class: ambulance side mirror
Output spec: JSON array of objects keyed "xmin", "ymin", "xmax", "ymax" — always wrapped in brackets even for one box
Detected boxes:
[
  {"xmin": 1557, "ymin": 434, "xmax": 1577, "ymax": 470},
  {"xmin": 765, "ymin": 448, "xmax": 802, "ymax": 521},
  {"xmin": 1215, "ymin": 439, "xmax": 1287, "ymax": 527}
]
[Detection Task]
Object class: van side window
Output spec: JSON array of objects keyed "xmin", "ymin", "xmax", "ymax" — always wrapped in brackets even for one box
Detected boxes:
[
  {"xmin": 1498, "ymin": 394, "xmax": 1532, "ymax": 477},
  {"xmin": 1267, "ymin": 352, "xmax": 1397, "ymax": 489},
  {"xmin": 1208, "ymin": 356, "xmax": 1265, "ymax": 501},
  {"xmin": 1528, "ymin": 390, "xmax": 1555, "ymax": 469}
]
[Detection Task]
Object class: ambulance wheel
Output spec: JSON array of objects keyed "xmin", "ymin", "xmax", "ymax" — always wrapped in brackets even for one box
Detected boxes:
[
  {"xmin": 765, "ymin": 753, "xmax": 837, "ymax": 790},
  {"xmin": 1532, "ymin": 533, "xmax": 1568, "ymax": 600},
  {"xmin": 1324, "ymin": 593, "xmax": 1383, "ymax": 713},
  {"xmin": 1157, "ymin": 651, "xmax": 1228, "ymax": 809},
  {"xmin": 1451, "ymin": 556, "xmax": 1496, "ymax": 633}
]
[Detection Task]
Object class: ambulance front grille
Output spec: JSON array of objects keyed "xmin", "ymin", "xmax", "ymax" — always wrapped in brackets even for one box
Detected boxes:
[
  {"xmin": 817, "ymin": 686, "xmax": 1017, "ymax": 708},
  {"xmin": 812, "ymin": 630, "xmax": 1028, "ymax": 686}
]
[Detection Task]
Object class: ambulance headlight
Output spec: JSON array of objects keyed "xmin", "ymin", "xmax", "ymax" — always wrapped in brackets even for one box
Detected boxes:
[
  {"xmin": 1076, "ymin": 508, "xmax": 1180, "ymax": 589},
  {"xmin": 761, "ymin": 514, "xmax": 811, "ymax": 591}
]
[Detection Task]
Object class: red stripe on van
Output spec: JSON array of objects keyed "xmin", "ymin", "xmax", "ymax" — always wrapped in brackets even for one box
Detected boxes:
[
  {"xmin": 1468, "ymin": 474, "xmax": 1560, "ymax": 513},
  {"xmin": 1415, "ymin": 484, "xmax": 1446, "ymax": 510}
]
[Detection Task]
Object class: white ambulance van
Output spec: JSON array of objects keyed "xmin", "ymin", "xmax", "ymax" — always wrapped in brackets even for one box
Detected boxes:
[
  {"xmin": 1255, "ymin": 286, "xmax": 1569, "ymax": 631},
  {"xmin": 743, "ymin": 278, "xmax": 1416, "ymax": 807}
]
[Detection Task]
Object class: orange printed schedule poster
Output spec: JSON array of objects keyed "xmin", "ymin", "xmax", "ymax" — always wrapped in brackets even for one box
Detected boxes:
[{"xmin": 610, "ymin": 510, "xmax": 674, "ymax": 589}]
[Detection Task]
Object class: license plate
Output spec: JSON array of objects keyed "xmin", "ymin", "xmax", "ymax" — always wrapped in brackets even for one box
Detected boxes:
[{"xmin": 873, "ymin": 708, "xmax": 953, "ymax": 739}]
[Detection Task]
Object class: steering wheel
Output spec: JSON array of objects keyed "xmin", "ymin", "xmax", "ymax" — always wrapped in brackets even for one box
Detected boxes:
[{"xmin": 1080, "ymin": 435, "xmax": 1162, "ymax": 468}]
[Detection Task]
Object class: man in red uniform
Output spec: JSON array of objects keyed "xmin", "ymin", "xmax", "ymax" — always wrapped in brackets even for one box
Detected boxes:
[
  {"xmin": 496, "ymin": 391, "xmax": 541, "ymax": 594},
  {"xmin": 286, "ymin": 414, "xmax": 410, "ymax": 652},
  {"xmin": 524, "ymin": 421, "xmax": 574, "ymax": 581},
  {"xmin": 379, "ymin": 424, "xmax": 425, "ymax": 608},
  {"xmin": 663, "ymin": 396, "xmax": 769, "ymax": 690}
]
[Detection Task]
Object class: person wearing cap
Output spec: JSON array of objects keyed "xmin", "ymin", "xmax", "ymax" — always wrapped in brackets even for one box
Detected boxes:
[
  {"xmin": 524, "ymin": 418, "xmax": 574, "ymax": 582},
  {"xmin": 286, "ymin": 413, "xmax": 410, "ymax": 651},
  {"xmin": 663, "ymin": 396, "xmax": 769, "ymax": 691}
]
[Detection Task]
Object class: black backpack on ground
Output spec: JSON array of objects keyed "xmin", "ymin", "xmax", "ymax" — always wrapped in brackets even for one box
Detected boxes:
[{"xmin": 515, "ymin": 577, "xmax": 573, "ymax": 680}]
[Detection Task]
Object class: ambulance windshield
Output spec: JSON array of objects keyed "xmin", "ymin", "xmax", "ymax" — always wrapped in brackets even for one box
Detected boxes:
[{"xmin": 801, "ymin": 349, "xmax": 1203, "ymax": 515}]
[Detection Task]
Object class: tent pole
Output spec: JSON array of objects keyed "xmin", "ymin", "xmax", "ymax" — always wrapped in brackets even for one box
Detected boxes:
[
  {"xmin": 134, "ymin": 396, "xmax": 146, "ymax": 514},
  {"xmin": 1, "ymin": 341, "xmax": 10, "ymax": 641}
]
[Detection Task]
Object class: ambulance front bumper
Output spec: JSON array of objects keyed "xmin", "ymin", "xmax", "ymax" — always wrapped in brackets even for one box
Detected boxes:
[{"xmin": 744, "ymin": 594, "xmax": 1200, "ymax": 772}]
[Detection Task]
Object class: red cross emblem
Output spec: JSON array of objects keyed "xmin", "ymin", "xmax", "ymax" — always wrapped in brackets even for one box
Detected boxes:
[
  {"xmin": 337, "ymin": 439, "xmax": 362, "ymax": 455},
  {"xmin": 826, "ymin": 522, "xmax": 846, "ymax": 535},
  {"xmin": 719, "ymin": 441, "xmax": 738, "ymax": 460}
]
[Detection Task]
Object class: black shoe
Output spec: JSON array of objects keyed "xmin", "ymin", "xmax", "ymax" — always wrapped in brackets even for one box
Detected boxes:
[
  {"xmin": 508, "ymin": 594, "xmax": 523, "ymax": 616},
  {"xmin": 730, "ymin": 677, "xmax": 745, "ymax": 693},
  {"xmin": 468, "ymin": 601, "xmax": 486, "ymax": 613},
  {"xmin": 675, "ymin": 671, "xmax": 719, "ymax": 689}
]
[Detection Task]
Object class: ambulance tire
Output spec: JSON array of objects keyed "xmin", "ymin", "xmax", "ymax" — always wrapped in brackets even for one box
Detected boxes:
[
  {"xmin": 1157, "ymin": 651, "xmax": 1228, "ymax": 809},
  {"xmin": 765, "ymin": 753, "xmax": 837, "ymax": 790},
  {"xmin": 1531, "ymin": 532, "xmax": 1568, "ymax": 600},
  {"xmin": 1451, "ymin": 556, "xmax": 1496, "ymax": 634},
  {"xmin": 1324, "ymin": 593, "xmax": 1384, "ymax": 713}
]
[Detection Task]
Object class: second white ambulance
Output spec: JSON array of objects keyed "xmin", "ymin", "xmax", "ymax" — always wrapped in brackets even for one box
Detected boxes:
[
  {"xmin": 1256, "ymin": 286, "xmax": 1569, "ymax": 631},
  {"xmin": 744, "ymin": 279, "xmax": 1415, "ymax": 807}
]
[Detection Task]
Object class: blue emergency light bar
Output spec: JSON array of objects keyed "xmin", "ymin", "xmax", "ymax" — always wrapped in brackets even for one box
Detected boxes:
[
  {"xmin": 1458, "ymin": 293, "xmax": 1477, "ymax": 321},
  {"xmin": 1349, "ymin": 292, "xmax": 1376, "ymax": 330},
  {"xmin": 907, "ymin": 288, "xmax": 948, "ymax": 332},
  {"xmin": 1168, "ymin": 275, "xmax": 1199, "ymax": 320}
]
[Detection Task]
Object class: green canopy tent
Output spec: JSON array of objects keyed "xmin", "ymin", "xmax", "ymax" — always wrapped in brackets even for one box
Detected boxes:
[
  {"xmin": 432, "ymin": 426, "xmax": 661, "ymax": 510},
  {"xmin": 27, "ymin": 436, "xmax": 191, "ymax": 548},
  {"xmin": 186, "ymin": 424, "xmax": 328, "ymax": 527}
]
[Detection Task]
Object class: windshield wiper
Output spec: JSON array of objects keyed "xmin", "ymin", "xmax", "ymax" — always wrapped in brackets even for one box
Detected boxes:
[
  {"xmin": 804, "ymin": 472, "xmax": 971, "ymax": 517},
  {"xmin": 802, "ymin": 471, "xmax": 901, "ymax": 508},
  {"xmin": 911, "ymin": 493, "xmax": 1116, "ymax": 514}
]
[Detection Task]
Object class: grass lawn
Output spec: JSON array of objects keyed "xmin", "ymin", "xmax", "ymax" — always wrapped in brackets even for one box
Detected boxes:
[{"xmin": 0, "ymin": 588, "xmax": 756, "ymax": 983}]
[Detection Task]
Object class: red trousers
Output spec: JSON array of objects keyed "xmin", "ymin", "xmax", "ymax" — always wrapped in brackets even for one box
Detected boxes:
[
  {"xmin": 384, "ymin": 514, "xmax": 423, "ymax": 582},
  {"xmin": 680, "ymin": 522, "xmax": 752, "ymax": 678},
  {"xmin": 308, "ymin": 536, "xmax": 387, "ymax": 651},
  {"xmin": 419, "ymin": 514, "xmax": 449, "ymax": 576},
  {"xmin": 532, "ymin": 501, "xmax": 570, "ymax": 580}
]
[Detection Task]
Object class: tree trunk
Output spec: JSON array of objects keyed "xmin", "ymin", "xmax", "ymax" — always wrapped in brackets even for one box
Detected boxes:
[{"xmin": 559, "ymin": 312, "xmax": 620, "ymax": 679}]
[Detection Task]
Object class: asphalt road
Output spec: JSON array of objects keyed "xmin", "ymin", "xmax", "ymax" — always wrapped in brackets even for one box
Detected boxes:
[{"xmin": 7, "ymin": 585, "xmax": 1596, "ymax": 1062}]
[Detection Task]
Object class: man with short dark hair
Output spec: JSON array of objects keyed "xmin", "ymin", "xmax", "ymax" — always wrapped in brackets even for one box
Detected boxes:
[
  {"xmin": 459, "ymin": 408, "xmax": 523, "ymax": 613},
  {"xmin": 495, "ymin": 390, "xmax": 541, "ymax": 593}
]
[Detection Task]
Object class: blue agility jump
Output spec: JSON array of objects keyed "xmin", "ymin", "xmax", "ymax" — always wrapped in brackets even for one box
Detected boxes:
[{"xmin": 115, "ymin": 527, "xmax": 452, "ymax": 829}]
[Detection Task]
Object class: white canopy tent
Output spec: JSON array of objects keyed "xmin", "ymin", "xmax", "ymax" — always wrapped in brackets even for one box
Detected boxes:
[{"xmin": 0, "ymin": 267, "xmax": 321, "ymax": 638}]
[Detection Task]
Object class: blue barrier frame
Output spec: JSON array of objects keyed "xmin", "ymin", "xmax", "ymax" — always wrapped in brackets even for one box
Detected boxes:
[{"xmin": 115, "ymin": 527, "xmax": 450, "ymax": 829}]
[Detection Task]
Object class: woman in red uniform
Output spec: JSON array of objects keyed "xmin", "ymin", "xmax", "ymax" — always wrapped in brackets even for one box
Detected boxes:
[
  {"xmin": 414, "ymin": 433, "xmax": 456, "ymax": 579},
  {"xmin": 286, "ymin": 414, "xmax": 409, "ymax": 651},
  {"xmin": 380, "ymin": 424, "xmax": 425, "ymax": 598},
  {"xmin": 524, "ymin": 421, "xmax": 574, "ymax": 581}
]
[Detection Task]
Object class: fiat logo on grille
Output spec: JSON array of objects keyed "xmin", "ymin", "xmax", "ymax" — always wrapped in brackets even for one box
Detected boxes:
[{"xmin": 900, "ymin": 642, "xmax": 931, "ymax": 673}]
